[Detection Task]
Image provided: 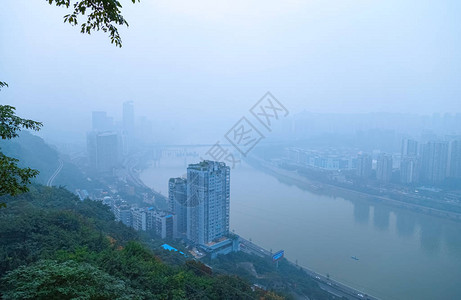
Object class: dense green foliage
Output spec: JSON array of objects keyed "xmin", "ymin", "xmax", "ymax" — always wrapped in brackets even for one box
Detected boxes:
[
  {"xmin": 0, "ymin": 103, "xmax": 42, "ymax": 198},
  {"xmin": 206, "ymin": 252, "xmax": 337, "ymax": 300},
  {"xmin": 0, "ymin": 152, "xmax": 39, "ymax": 198},
  {"xmin": 0, "ymin": 106, "xmax": 42, "ymax": 141},
  {"xmin": 2, "ymin": 260, "xmax": 138, "ymax": 299},
  {"xmin": 0, "ymin": 185, "xmax": 281, "ymax": 299}
]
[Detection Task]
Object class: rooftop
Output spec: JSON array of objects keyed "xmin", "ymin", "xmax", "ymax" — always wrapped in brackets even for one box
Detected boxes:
[{"xmin": 187, "ymin": 160, "xmax": 226, "ymax": 170}]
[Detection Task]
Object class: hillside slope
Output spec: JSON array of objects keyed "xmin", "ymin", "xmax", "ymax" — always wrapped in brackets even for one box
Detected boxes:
[
  {"xmin": 0, "ymin": 131, "xmax": 97, "ymax": 192},
  {"xmin": 0, "ymin": 185, "xmax": 283, "ymax": 299}
]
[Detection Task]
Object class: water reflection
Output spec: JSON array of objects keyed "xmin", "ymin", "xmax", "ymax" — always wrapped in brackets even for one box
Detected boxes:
[
  {"xmin": 419, "ymin": 220, "xmax": 442, "ymax": 254},
  {"xmin": 395, "ymin": 210, "xmax": 416, "ymax": 238},
  {"xmin": 443, "ymin": 225, "xmax": 461, "ymax": 256},
  {"xmin": 373, "ymin": 205, "xmax": 391, "ymax": 231},
  {"xmin": 353, "ymin": 201, "xmax": 370, "ymax": 224}
]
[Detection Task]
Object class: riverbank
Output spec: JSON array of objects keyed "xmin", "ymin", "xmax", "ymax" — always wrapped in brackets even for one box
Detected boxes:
[
  {"xmin": 238, "ymin": 237, "xmax": 379, "ymax": 300},
  {"xmin": 138, "ymin": 150, "xmax": 461, "ymax": 300},
  {"xmin": 246, "ymin": 156, "xmax": 461, "ymax": 222},
  {"xmin": 136, "ymin": 157, "xmax": 357, "ymax": 299}
]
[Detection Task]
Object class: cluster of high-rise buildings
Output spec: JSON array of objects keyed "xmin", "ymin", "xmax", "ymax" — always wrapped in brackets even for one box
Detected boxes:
[
  {"xmin": 288, "ymin": 112, "xmax": 461, "ymax": 141},
  {"xmin": 286, "ymin": 137, "xmax": 461, "ymax": 186},
  {"xmin": 86, "ymin": 101, "xmax": 154, "ymax": 174},
  {"xmin": 355, "ymin": 139, "xmax": 461, "ymax": 185},
  {"xmin": 399, "ymin": 139, "xmax": 461, "ymax": 185},
  {"xmin": 86, "ymin": 101, "xmax": 134, "ymax": 174},
  {"xmin": 105, "ymin": 160, "xmax": 238, "ymax": 258},
  {"xmin": 355, "ymin": 153, "xmax": 394, "ymax": 183}
]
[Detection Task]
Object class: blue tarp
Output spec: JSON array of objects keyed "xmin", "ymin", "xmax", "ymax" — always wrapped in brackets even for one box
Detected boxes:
[
  {"xmin": 161, "ymin": 244, "xmax": 177, "ymax": 251},
  {"xmin": 161, "ymin": 244, "xmax": 187, "ymax": 257}
]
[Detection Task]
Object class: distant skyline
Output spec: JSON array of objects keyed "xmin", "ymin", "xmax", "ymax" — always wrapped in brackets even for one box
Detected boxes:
[{"xmin": 1, "ymin": 0, "xmax": 460, "ymax": 143}]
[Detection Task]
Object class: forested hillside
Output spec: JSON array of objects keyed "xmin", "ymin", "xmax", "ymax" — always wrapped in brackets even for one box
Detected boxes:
[{"xmin": 0, "ymin": 185, "xmax": 282, "ymax": 299}]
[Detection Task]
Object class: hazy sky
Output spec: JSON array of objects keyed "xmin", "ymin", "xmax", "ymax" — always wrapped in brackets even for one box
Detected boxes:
[{"xmin": 1, "ymin": 0, "xmax": 460, "ymax": 141}]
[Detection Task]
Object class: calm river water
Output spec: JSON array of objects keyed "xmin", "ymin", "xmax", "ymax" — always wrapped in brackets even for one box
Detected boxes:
[{"xmin": 140, "ymin": 148, "xmax": 461, "ymax": 300}]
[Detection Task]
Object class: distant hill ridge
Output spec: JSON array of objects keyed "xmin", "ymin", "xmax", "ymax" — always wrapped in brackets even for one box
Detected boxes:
[
  {"xmin": 0, "ymin": 131, "xmax": 96, "ymax": 192},
  {"xmin": 0, "ymin": 131, "xmax": 59, "ymax": 184}
]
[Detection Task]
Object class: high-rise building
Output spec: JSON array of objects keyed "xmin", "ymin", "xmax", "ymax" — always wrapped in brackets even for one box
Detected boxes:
[
  {"xmin": 92, "ymin": 111, "xmax": 106, "ymax": 131},
  {"xmin": 87, "ymin": 131, "xmax": 119, "ymax": 174},
  {"xmin": 92, "ymin": 111, "xmax": 113, "ymax": 132},
  {"xmin": 87, "ymin": 131, "xmax": 98, "ymax": 169},
  {"xmin": 96, "ymin": 132, "xmax": 119, "ymax": 173},
  {"xmin": 400, "ymin": 156, "xmax": 420, "ymax": 184},
  {"xmin": 420, "ymin": 141, "xmax": 449, "ymax": 184},
  {"xmin": 400, "ymin": 139, "xmax": 420, "ymax": 184},
  {"xmin": 449, "ymin": 140, "xmax": 461, "ymax": 179},
  {"xmin": 377, "ymin": 153, "xmax": 393, "ymax": 182},
  {"xmin": 169, "ymin": 177, "xmax": 188, "ymax": 237},
  {"xmin": 401, "ymin": 139, "xmax": 418, "ymax": 157},
  {"xmin": 356, "ymin": 153, "xmax": 372, "ymax": 178},
  {"xmin": 123, "ymin": 101, "xmax": 135, "ymax": 132},
  {"xmin": 122, "ymin": 101, "xmax": 135, "ymax": 153},
  {"xmin": 187, "ymin": 161, "xmax": 230, "ymax": 246}
]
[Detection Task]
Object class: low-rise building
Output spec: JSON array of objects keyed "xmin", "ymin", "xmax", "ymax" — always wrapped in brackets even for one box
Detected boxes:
[
  {"xmin": 114, "ymin": 205, "xmax": 132, "ymax": 227},
  {"xmin": 131, "ymin": 207, "xmax": 147, "ymax": 231},
  {"xmin": 198, "ymin": 236, "xmax": 240, "ymax": 259},
  {"xmin": 154, "ymin": 211, "xmax": 176, "ymax": 239}
]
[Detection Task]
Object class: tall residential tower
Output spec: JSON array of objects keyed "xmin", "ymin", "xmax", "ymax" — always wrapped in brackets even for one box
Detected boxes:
[
  {"xmin": 186, "ymin": 161, "xmax": 230, "ymax": 246},
  {"xmin": 376, "ymin": 153, "xmax": 393, "ymax": 182},
  {"xmin": 357, "ymin": 153, "xmax": 372, "ymax": 179},
  {"xmin": 420, "ymin": 141, "xmax": 449, "ymax": 184},
  {"xmin": 168, "ymin": 177, "xmax": 188, "ymax": 237}
]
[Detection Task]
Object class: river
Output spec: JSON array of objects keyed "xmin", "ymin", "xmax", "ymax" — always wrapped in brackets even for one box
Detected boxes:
[{"xmin": 140, "ymin": 147, "xmax": 461, "ymax": 300}]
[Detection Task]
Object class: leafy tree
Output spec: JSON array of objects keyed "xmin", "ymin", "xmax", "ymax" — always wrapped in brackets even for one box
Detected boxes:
[
  {"xmin": 0, "ymin": 105, "xmax": 42, "ymax": 141},
  {"xmin": 0, "ymin": 103, "xmax": 42, "ymax": 199},
  {"xmin": 47, "ymin": 0, "xmax": 140, "ymax": 47}
]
